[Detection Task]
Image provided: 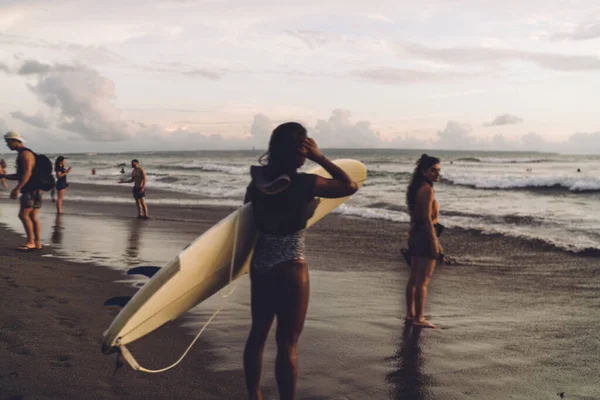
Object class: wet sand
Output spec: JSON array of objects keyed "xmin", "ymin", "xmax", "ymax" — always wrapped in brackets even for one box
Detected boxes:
[{"xmin": 1, "ymin": 193, "xmax": 599, "ymax": 399}]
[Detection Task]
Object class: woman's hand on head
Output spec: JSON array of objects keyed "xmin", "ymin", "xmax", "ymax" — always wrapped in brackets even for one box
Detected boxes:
[{"xmin": 299, "ymin": 138, "xmax": 323, "ymax": 162}]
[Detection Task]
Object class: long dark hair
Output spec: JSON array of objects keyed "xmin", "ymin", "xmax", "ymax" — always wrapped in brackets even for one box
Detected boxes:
[
  {"xmin": 55, "ymin": 156, "xmax": 65, "ymax": 170},
  {"xmin": 406, "ymin": 154, "xmax": 440, "ymax": 213},
  {"xmin": 259, "ymin": 122, "xmax": 307, "ymax": 177}
]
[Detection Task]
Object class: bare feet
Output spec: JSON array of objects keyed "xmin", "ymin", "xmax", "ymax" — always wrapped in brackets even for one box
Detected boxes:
[{"xmin": 413, "ymin": 319, "xmax": 437, "ymax": 329}]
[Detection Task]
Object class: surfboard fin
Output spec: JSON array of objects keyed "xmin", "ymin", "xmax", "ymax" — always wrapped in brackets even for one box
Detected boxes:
[
  {"xmin": 127, "ymin": 266, "xmax": 161, "ymax": 278},
  {"xmin": 104, "ymin": 296, "xmax": 132, "ymax": 308}
]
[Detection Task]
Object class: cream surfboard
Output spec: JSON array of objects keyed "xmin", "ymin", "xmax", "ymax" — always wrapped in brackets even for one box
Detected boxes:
[{"xmin": 102, "ymin": 159, "xmax": 367, "ymax": 353}]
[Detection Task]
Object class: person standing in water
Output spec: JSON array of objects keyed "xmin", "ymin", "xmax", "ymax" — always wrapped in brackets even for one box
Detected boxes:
[
  {"xmin": 405, "ymin": 154, "xmax": 442, "ymax": 329},
  {"xmin": 243, "ymin": 122, "xmax": 358, "ymax": 400},
  {"xmin": 120, "ymin": 159, "xmax": 149, "ymax": 219},
  {"xmin": 54, "ymin": 156, "xmax": 71, "ymax": 214},
  {"xmin": 0, "ymin": 159, "xmax": 8, "ymax": 189},
  {"xmin": 1, "ymin": 131, "xmax": 43, "ymax": 250}
]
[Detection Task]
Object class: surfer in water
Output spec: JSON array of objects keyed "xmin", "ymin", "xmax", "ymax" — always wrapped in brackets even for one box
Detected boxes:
[
  {"xmin": 119, "ymin": 159, "xmax": 149, "ymax": 219},
  {"xmin": 405, "ymin": 154, "xmax": 442, "ymax": 329},
  {"xmin": 243, "ymin": 122, "xmax": 358, "ymax": 400}
]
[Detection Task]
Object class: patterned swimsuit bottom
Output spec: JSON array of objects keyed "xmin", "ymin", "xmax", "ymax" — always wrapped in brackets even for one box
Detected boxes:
[{"xmin": 251, "ymin": 229, "xmax": 306, "ymax": 274}]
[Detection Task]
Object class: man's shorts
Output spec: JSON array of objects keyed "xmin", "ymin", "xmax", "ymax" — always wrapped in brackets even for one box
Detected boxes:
[
  {"xmin": 20, "ymin": 190, "xmax": 42, "ymax": 209},
  {"xmin": 132, "ymin": 187, "xmax": 145, "ymax": 200}
]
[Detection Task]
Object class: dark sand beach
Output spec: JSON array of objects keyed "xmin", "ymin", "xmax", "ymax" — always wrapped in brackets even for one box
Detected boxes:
[{"xmin": 1, "ymin": 184, "xmax": 599, "ymax": 399}]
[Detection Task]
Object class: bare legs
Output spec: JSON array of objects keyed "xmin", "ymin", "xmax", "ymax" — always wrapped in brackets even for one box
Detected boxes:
[
  {"xmin": 56, "ymin": 189, "xmax": 65, "ymax": 214},
  {"xmin": 405, "ymin": 257, "xmax": 437, "ymax": 328},
  {"xmin": 18, "ymin": 207, "xmax": 41, "ymax": 249},
  {"xmin": 244, "ymin": 261, "xmax": 309, "ymax": 400},
  {"xmin": 135, "ymin": 198, "xmax": 149, "ymax": 219}
]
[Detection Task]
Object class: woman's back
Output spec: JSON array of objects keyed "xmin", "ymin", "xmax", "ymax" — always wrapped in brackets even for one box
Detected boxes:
[
  {"xmin": 247, "ymin": 168, "xmax": 316, "ymax": 236},
  {"xmin": 409, "ymin": 182, "xmax": 438, "ymax": 226}
]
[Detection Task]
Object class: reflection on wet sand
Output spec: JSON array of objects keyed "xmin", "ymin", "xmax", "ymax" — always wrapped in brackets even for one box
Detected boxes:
[
  {"xmin": 387, "ymin": 323, "xmax": 431, "ymax": 400},
  {"xmin": 124, "ymin": 218, "xmax": 143, "ymax": 266},
  {"xmin": 51, "ymin": 214, "xmax": 63, "ymax": 245}
]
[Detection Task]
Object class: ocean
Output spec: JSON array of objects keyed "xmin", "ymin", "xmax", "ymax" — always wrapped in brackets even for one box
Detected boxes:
[{"xmin": 2, "ymin": 148, "xmax": 599, "ymax": 255}]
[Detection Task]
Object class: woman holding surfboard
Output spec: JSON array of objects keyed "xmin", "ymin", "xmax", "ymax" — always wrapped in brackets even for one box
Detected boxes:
[
  {"xmin": 405, "ymin": 154, "xmax": 442, "ymax": 329},
  {"xmin": 243, "ymin": 122, "xmax": 358, "ymax": 400}
]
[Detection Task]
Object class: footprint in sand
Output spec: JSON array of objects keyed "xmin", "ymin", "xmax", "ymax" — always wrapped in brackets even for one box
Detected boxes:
[
  {"xmin": 50, "ymin": 355, "xmax": 73, "ymax": 368},
  {"xmin": 56, "ymin": 316, "xmax": 76, "ymax": 329}
]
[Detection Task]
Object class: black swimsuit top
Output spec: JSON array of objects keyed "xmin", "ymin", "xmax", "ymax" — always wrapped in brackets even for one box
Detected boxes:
[
  {"xmin": 247, "ymin": 167, "xmax": 317, "ymax": 236},
  {"xmin": 56, "ymin": 166, "xmax": 67, "ymax": 184}
]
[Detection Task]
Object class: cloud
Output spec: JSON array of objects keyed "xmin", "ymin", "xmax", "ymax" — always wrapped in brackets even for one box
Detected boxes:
[
  {"xmin": 520, "ymin": 132, "xmax": 545, "ymax": 148},
  {"xmin": 367, "ymin": 14, "xmax": 394, "ymax": 24},
  {"xmin": 354, "ymin": 66, "xmax": 484, "ymax": 84},
  {"xmin": 0, "ymin": 62, "xmax": 9, "ymax": 73},
  {"xmin": 182, "ymin": 68, "xmax": 223, "ymax": 80},
  {"xmin": 247, "ymin": 113, "xmax": 273, "ymax": 144},
  {"xmin": 10, "ymin": 111, "xmax": 51, "ymax": 129},
  {"xmin": 12, "ymin": 59, "xmax": 131, "ymax": 141},
  {"xmin": 436, "ymin": 121, "xmax": 475, "ymax": 149},
  {"xmin": 551, "ymin": 21, "xmax": 600, "ymax": 41},
  {"xmin": 402, "ymin": 43, "xmax": 600, "ymax": 72},
  {"xmin": 483, "ymin": 113, "xmax": 524, "ymax": 127},
  {"xmin": 287, "ymin": 30, "xmax": 344, "ymax": 49},
  {"xmin": 563, "ymin": 131, "xmax": 600, "ymax": 153},
  {"xmin": 312, "ymin": 109, "xmax": 383, "ymax": 148},
  {"xmin": 137, "ymin": 62, "xmax": 225, "ymax": 80},
  {"xmin": 18, "ymin": 59, "xmax": 54, "ymax": 75},
  {"xmin": 242, "ymin": 110, "xmax": 383, "ymax": 149},
  {"xmin": 0, "ymin": 33, "xmax": 122, "ymax": 65},
  {"xmin": 0, "ymin": 117, "xmax": 7, "ymax": 133}
]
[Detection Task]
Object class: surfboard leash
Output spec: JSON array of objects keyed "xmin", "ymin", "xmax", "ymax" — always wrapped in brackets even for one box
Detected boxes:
[{"xmin": 114, "ymin": 208, "xmax": 243, "ymax": 373}]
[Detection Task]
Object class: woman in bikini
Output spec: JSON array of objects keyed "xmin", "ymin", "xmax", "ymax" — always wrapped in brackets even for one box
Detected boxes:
[
  {"xmin": 243, "ymin": 122, "xmax": 358, "ymax": 400},
  {"xmin": 405, "ymin": 154, "xmax": 442, "ymax": 329},
  {"xmin": 54, "ymin": 156, "xmax": 71, "ymax": 214}
]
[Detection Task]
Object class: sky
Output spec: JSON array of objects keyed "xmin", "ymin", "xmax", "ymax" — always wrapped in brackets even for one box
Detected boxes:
[{"xmin": 1, "ymin": 0, "xmax": 600, "ymax": 153}]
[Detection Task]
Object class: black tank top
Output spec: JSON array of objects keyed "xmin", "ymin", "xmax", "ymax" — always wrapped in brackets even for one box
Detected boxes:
[{"xmin": 16, "ymin": 147, "xmax": 36, "ymax": 193}]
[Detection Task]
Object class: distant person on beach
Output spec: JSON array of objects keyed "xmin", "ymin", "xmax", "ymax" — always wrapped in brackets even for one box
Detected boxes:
[
  {"xmin": 91, "ymin": 168, "xmax": 96, "ymax": 175},
  {"xmin": 577, "ymin": 168, "xmax": 581, "ymax": 173},
  {"xmin": 0, "ymin": 159, "xmax": 8, "ymax": 189},
  {"xmin": 243, "ymin": 122, "xmax": 358, "ymax": 400},
  {"xmin": 2, "ymin": 131, "xmax": 43, "ymax": 250},
  {"xmin": 120, "ymin": 167, "xmax": 125, "ymax": 174},
  {"xmin": 405, "ymin": 154, "xmax": 442, "ymax": 329},
  {"xmin": 54, "ymin": 156, "xmax": 71, "ymax": 214},
  {"xmin": 120, "ymin": 159, "xmax": 149, "ymax": 219}
]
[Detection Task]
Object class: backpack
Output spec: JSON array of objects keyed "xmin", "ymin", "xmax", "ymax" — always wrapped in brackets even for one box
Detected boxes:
[{"xmin": 32, "ymin": 153, "xmax": 56, "ymax": 191}]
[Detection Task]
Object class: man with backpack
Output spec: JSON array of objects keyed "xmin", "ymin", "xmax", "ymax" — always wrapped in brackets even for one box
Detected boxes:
[{"xmin": 1, "ymin": 131, "xmax": 54, "ymax": 251}]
